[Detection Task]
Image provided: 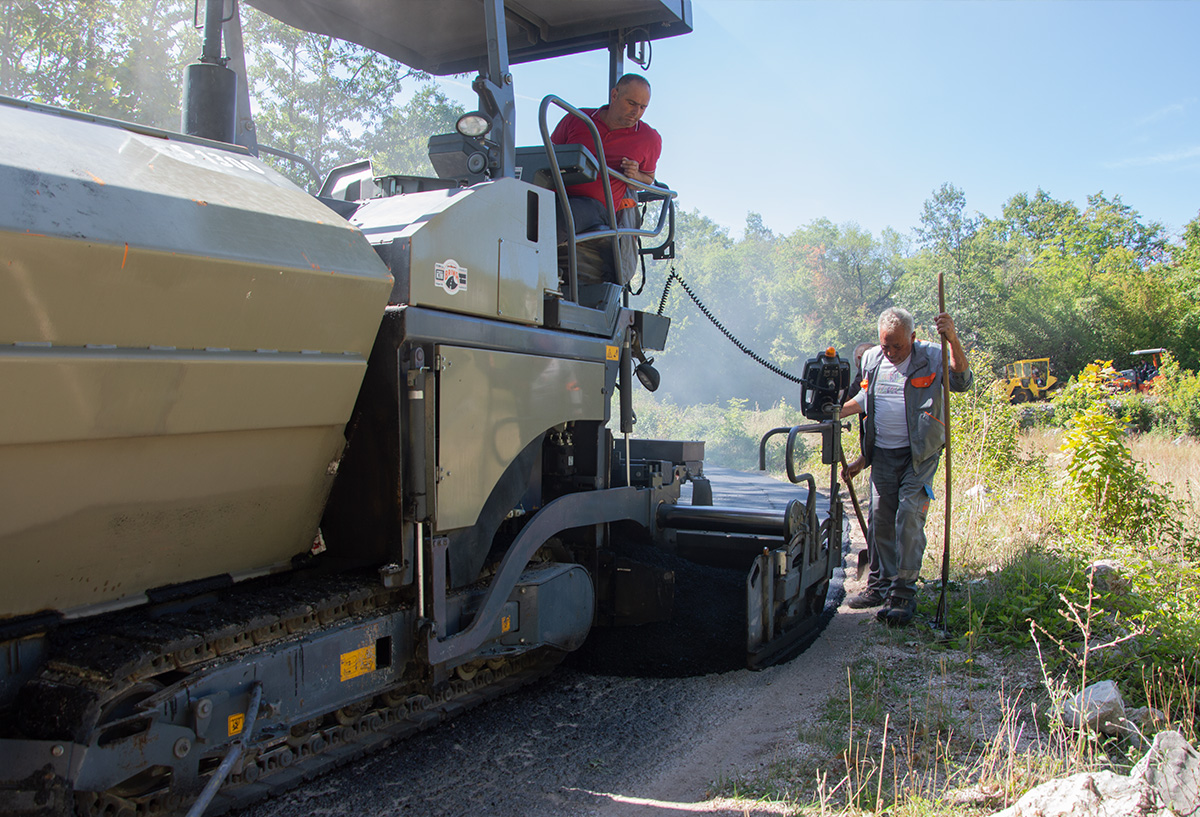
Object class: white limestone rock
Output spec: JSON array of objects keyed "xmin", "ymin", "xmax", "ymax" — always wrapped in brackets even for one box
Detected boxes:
[
  {"xmin": 1062, "ymin": 680, "xmax": 1126, "ymax": 736},
  {"xmin": 989, "ymin": 730, "xmax": 1200, "ymax": 817}
]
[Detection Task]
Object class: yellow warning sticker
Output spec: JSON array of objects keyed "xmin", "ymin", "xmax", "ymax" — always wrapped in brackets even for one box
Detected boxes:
[
  {"xmin": 501, "ymin": 615, "xmax": 512, "ymax": 633},
  {"xmin": 228, "ymin": 713, "xmax": 245, "ymax": 737},
  {"xmin": 605, "ymin": 345, "xmax": 619, "ymax": 361},
  {"xmin": 340, "ymin": 644, "xmax": 376, "ymax": 682}
]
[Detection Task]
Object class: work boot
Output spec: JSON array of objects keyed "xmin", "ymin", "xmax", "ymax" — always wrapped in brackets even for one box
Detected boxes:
[
  {"xmin": 876, "ymin": 596, "xmax": 918, "ymax": 626},
  {"xmin": 846, "ymin": 588, "xmax": 887, "ymax": 609}
]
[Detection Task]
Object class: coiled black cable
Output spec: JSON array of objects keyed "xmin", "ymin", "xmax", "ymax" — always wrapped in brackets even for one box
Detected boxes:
[{"xmin": 656, "ymin": 266, "xmax": 802, "ymax": 384}]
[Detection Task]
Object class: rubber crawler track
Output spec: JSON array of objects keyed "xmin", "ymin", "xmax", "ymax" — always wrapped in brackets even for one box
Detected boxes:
[{"xmin": 16, "ymin": 570, "xmax": 563, "ymax": 817}]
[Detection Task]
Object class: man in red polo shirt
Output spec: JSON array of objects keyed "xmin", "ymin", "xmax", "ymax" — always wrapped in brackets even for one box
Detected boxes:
[{"xmin": 550, "ymin": 73, "xmax": 661, "ymax": 248}]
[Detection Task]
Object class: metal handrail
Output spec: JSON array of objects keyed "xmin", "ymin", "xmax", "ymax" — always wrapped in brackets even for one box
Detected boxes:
[
  {"xmin": 758, "ymin": 422, "xmax": 828, "ymax": 472},
  {"xmin": 538, "ymin": 94, "xmax": 677, "ymax": 302}
]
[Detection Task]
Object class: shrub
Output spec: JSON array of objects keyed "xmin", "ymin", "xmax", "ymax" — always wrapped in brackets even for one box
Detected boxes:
[
  {"xmin": 1050, "ymin": 360, "xmax": 1118, "ymax": 427},
  {"xmin": 1057, "ymin": 404, "xmax": 1183, "ymax": 549},
  {"xmin": 952, "ymin": 369, "xmax": 1023, "ymax": 481},
  {"xmin": 1154, "ymin": 352, "xmax": 1200, "ymax": 438},
  {"xmin": 1112, "ymin": 391, "xmax": 1157, "ymax": 433}
]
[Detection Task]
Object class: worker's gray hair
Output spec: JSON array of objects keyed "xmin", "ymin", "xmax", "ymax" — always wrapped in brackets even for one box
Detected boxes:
[
  {"xmin": 878, "ymin": 307, "xmax": 914, "ymax": 336},
  {"xmin": 615, "ymin": 73, "xmax": 651, "ymax": 93}
]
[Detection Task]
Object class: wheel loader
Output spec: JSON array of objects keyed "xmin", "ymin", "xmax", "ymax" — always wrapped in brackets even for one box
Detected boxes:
[{"xmin": 1000, "ymin": 357, "xmax": 1061, "ymax": 403}]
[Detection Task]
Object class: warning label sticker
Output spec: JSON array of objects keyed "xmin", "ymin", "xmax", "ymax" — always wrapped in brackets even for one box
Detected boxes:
[
  {"xmin": 340, "ymin": 644, "xmax": 376, "ymax": 682},
  {"xmin": 435, "ymin": 259, "xmax": 468, "ymax": 295}
]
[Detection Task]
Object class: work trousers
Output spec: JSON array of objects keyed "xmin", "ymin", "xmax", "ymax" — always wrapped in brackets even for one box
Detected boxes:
[
  {"xmin": 865, "ymin": 446, "xmax": 941, "ymax": 601},
  {"xmin": 555, "ymin": 195, "xmax": 641, "ymax": 286},
  {"xmin": 556, "ymin": 195, "xmax": 610, "ymax": 243}
]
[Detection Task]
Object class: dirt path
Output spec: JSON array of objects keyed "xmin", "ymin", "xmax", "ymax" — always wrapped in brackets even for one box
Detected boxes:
[{"xmin": 578, "ymin": 538, "xmax": 872, "ymax": 817}]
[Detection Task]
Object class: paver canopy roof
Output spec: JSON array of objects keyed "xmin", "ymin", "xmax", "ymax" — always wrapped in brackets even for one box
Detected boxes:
[{"xmin": 245, "ymin": 0, "xmax": 692, "ymax": 75}]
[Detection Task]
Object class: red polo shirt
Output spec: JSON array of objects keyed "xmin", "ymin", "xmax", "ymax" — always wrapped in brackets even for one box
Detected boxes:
[{"xmin": 550, "ymin": 106, "xmax": 661, "ymax": 208}]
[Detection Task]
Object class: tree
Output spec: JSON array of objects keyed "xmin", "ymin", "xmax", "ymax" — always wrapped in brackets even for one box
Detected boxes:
[
  {"xmin": 915, "ymin": 182, "xmax": 979, "ymax": 279},
  {"xmin": 905, "ymin": 184, "xmax": 1003, "ymax": 354},
  {"xmin": 1076, "ymin": 192, "xmax": 1168, "ymax": 272},
  {"xmin": 241, "ymin": 4, "xmax": 426, "ymax": 185},
  {"xmin": 0, "ymin": 0, "xmax": 191, "ymax": 128},
  {"xmin": 1162, "ymin": 213, "xmax": 1200, "ymax": 370},
  {"xmin": 1179, "ymin": 213, "xmax": 1200, "ymax": 271},
  {"xmin": 358, "ymin": 85, "xmax": 465, "ymax": 177},
  {"xmin": 672, "ymin": 208, "xmax": 733, "ymax": 254},
  {"xmin": 646, "ymin": 214, "xmax": 913, "ymax": 409},
  {"xmin": 744, "ymin": 211, "xmax": 773, "ymax": 242},
  {"xmin": 969, "ymin": 189, "xmax": 1186, "ymax": 375},
  {"xmin": 778, "ymin": 220, "xmax": 909, "ymax": 355},
  {"xmin": 999, "ymin": 188, "xmax": 1080, "ymax": 253}
]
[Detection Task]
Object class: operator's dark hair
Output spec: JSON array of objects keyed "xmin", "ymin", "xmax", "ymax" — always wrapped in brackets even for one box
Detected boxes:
[{"xmin": 614, "ymin": 73, "xmax": 651, "ymax": 93}]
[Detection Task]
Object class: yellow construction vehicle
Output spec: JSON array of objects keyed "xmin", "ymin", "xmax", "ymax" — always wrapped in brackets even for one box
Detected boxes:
[{"xmin": 1000, "ymin": 357, "xmax": 1061, "ymax": 403}]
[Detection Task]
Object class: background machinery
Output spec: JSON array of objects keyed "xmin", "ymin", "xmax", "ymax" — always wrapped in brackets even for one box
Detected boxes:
[
  {"xmin": 1000, "ymin": 357, "xmax": 1061, "ymax": 403},
  {"xmin": 0, "ymin": 2, "xmax": 847, "ymax": 815},
  {"xmin": 1101, "ymin": 350, "xmax": 1166, "ymax": 393},
  {"xmin": 1130, "ymin": 347, "xmax": 1167, "ymax": 392}
]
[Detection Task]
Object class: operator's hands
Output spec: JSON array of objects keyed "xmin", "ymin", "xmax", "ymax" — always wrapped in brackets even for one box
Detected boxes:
[
  {"xmin": 934, "ymin": 312, "xmax": 959, "ymax": 343},
  {"xmin": 619, "ymin": 157, "xmax": 640, "ymax": 177},
  {"xmin": 841, "ymin": 455, "xmax": 866, "ymax": 483},
  {"xmin": 934, "ymin": 312, "xmax": 971, "ymax": 373}
]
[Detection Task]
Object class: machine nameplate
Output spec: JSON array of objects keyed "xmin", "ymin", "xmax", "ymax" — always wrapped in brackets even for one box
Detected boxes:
[
  {"xmin": 434, "ymin": 259, "xmax": 468, "ymax": 294},
  {"xmin": 340, "ymin": 645, "xmax": 377, "ymax": 681}
]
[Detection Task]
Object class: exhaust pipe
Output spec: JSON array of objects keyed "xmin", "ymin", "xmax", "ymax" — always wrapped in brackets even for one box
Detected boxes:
[{"xmin": 182, "ymin": 0, "xmax": 238, "ymax": 143}]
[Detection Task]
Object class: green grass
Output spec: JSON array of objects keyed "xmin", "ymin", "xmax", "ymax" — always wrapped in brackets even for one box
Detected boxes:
[{"xmin": 654, "ymin": 370, "xmax": 1200, "ymax": 814}]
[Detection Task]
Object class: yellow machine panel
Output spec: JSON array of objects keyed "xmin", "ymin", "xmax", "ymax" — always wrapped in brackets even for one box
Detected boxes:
[{"xmin": 435, "ymin": 345, "xmax": 606, "ymax": 531}]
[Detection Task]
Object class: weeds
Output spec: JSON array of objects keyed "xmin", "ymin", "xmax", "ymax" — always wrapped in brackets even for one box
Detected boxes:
[
  {"xmin": 691, "ymin": 355, "xmax": 1200, "ymax": 814},
  {"xmin": 1155, "ymin": 351, "xmax": 1200, "ymax": 437}
]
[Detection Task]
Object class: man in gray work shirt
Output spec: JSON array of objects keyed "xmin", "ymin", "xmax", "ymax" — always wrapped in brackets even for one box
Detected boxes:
[{"xmin": 840, "ymin": 306, "xmax": 972, "ymax": 626}]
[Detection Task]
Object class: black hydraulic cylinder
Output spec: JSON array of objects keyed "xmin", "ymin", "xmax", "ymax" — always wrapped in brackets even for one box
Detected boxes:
[
  {"xmin": 619, "ymin": 339, "xmax": 633, "ymax": 435},
  {"xmin": 201, "ymin": 0, "xmax": 224, "ymax": 62},
  {"xmin": 657, "ymin": 501, "xmax": 802, "ymax": 540}
]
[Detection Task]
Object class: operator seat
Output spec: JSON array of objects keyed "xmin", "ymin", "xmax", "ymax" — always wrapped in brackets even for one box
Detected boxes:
[{"xmin": 514, "ymin": 144, "xmax": 638, "ymax": 297}]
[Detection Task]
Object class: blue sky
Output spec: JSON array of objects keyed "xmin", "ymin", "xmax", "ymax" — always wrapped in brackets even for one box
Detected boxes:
[{"xmin": 433, "ymin": 0, "xmax": 1199, "ymax": 243}]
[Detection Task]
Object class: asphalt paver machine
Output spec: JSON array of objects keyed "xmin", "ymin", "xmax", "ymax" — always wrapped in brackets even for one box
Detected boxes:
[{"xmin": 0, "ymin": 2, "xmax": 849, "ymax": 814}]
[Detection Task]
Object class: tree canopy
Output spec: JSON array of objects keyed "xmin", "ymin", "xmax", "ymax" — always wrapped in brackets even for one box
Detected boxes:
[
  {"xmin": 239, "ymin": 5, "xmax": 463, "ymax": 181},
  {"xmin": 0, "ymin": 0, "xmax": 458, "ymax": 185},
  {"xmin": 2, "ymin": 1, "xmax": 1196, "ymax": 408},
  {"xmin": 647, "ymin": 189, "xmax": 1197, "ymax": 409},
  {"xmin": 0, "ymin": 0, "xmax": 192, "ymax": 128}
]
